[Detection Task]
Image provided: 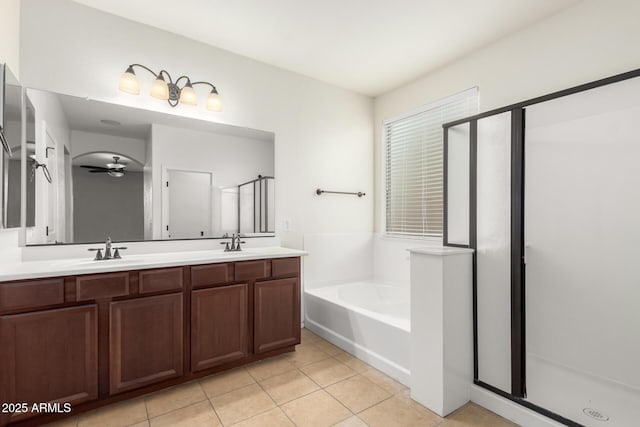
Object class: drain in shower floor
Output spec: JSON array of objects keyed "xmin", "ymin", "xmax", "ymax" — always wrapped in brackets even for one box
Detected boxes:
[{"xmin": 583, "ymin": 408, "xmax": 610, "ymax": 422}]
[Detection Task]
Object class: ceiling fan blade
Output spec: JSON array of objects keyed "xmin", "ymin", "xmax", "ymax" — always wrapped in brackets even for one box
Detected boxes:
[
  {"xmin": 80, "ymin": 165, "xmax": 109, "ymax": 171},
  {"xmin": 89, "ymin": 170, "xmax": 107, "ymax": 173}
]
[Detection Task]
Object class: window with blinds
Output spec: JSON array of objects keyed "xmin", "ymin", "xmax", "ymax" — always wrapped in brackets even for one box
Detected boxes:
[{"xmin": 385, "ymin": 88, "xmax": 478, "ymax": 237}]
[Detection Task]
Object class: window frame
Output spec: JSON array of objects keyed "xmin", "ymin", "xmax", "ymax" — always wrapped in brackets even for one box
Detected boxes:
[{"xmin": 382, "ymin": 87, "xmax": 478, "ymax": 240}]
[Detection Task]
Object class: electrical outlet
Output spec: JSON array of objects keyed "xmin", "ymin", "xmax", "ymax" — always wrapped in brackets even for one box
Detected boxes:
[{"xmin": 283, "ymin": 219, "xmax": 292, "ymax": 232}]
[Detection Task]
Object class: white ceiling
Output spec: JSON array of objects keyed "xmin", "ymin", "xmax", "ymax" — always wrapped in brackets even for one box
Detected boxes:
[
  {"xmin": 54, "ymin": 90, "xmax": 274, "ymax": 141},
  {"xmin": 74, "ymin": 152, "xmax": 142, "ymax": 172},
  {"xmin": 72, "ymin": 0, "xmax": 579, "ymax": 96}
]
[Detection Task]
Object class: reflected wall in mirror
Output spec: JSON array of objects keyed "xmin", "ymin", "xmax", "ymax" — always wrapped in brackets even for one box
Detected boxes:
[
  {"xmin": 1, "ymin": 65, "xmax": 34, "ymax": 229},
  {"xmin": 22, "ymin": 88, "xmax": 275, "ymax": 245}
]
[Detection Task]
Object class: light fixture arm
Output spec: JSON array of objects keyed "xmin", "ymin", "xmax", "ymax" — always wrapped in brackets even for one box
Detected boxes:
[
  {"xmin": 128, "ymin": 63, "xmax": 160, "ymax": 79},
  {"xmin": 175, "ymin": 75, "xmax": 191, "ymax": 87},
  {"xmin": 158, "ymin": 69, "xmax": 173, "ymax": 85},
  {"xmin": 119, "ymin": 63, "xmax": 222, "ymax": 111},
  {"xmin": 191, "ymin": 81, "xmax": 219, "ymax": 93}
]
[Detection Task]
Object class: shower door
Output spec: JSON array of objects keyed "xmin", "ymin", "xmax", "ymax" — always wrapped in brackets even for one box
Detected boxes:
[{"xmin": 524, "ymin": 77, "xmax": 640, "ymax": 426}]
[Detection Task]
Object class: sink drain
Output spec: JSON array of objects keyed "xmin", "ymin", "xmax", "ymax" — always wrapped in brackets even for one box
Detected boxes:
[{"xmin": 583, "ymin": 408, "xmax": 609, "ymax": 421}]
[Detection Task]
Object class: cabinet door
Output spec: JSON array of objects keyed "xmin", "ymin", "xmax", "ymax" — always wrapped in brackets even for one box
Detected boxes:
[
  {"xmin": 191, "ymin": 284, "xmax": 248, "ymax": 372},
  {"xmin": 254, "ymin": 278, "xmax": 300, "ymax": 353},
  {"xmin": 109, "ymin": 293, "xmax": 183, "ymax": 395},
  {"xmin": 0, "ymin": 305, "xmax": 98, "ymax": 424}
]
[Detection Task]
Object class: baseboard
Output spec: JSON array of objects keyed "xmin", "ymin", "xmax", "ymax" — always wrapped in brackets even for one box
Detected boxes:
[
  {"xmin": 470, "ymin": 385, "xmax": 566, "ymax": 427},
  {"xmin": 304, "ymin": 317, "xmax": 411, "ymax": 386}
]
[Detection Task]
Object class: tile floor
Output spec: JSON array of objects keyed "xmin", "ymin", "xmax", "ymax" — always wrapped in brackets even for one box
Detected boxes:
[{"xmin": 46, "ymin": 328, "xmax": 518, "ymax": 427}]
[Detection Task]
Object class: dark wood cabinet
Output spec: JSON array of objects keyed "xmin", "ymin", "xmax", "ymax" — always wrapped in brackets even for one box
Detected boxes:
[
  {"xmin": 191, "ymin": 263, "xmax": 234, "ymax": 288},
  {"xmin": 271, "ymin": 257, "xmax": 300, "ymax": 278},
  {"xmin": 76, "ymin": 272, "xmax": 130, "ymax": 301},
  {"xmin": 235, "ymin": 260, "xmax": 270, "ymax": 281},
  {"xmin": 0, "ymin": 255, "xmax": 301, "ymax": 425},
  {"xmin": 191, "ymin": 284, "xmax": 248, "ymax": 372},
  {"xmin": 254, "ymin": 277, "xmax": 300, "ymax": 353},
  {"xmin": 139, "ymin": 268, "xmax": 183, "ymax": 294},
  {"xmin": 0, "ymin": 278, "xmax": 65, "ymax": 313},
  {"xmin": 109, "ymin": 293, "xmax": 183, "ymax": 395},
  {"xmin": 0, "ymin": 305, "xmax": 98, "ymax": 424}
]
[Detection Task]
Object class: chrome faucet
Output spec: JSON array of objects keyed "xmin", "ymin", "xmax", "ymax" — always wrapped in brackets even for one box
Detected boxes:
[
  {"xmin": 220, "ymin": 233, "xmax": 246, "ymax": 252},
  {"xmin": 89, "ymin": 237, "xmax": 127, "ymax": 260},
  {"xmin": 104, "ymin": 237, "xmax": 113, "ymax": 259}
]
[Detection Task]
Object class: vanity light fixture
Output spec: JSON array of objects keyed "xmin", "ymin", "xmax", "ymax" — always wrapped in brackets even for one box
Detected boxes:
[{"xmin": 118, "ymin": 64, "xmax": 223, "ymax": 111}]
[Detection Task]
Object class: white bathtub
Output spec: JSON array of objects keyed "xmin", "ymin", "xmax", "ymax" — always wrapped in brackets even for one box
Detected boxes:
[{"xmin": 304, "ymin": 281, "xmax": 411, "ymax": 385}]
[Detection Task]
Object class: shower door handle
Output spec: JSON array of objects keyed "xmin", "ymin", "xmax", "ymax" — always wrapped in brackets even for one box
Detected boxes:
[{"xmin": 523, "ymin": 244, "xmax": 531, "ymax": 265}]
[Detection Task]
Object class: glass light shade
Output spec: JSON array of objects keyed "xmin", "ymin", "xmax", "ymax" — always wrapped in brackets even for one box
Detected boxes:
[
  {"xmin": 150, "ymin": 77, "xmax": 169, "ymax": 100},
  {"xmin": 179, "ymin": 85, "xmax": 198, "ymax": 105},
  {"xmin": 118, "ymin": 69, "xmax": 140, "ymax": 95},
  {"xmin": 107, "ymin": 170, "xmax": 125, "ymax": 178},
  {"xmin": 206, "ymin": 91, "xmax": 223, "ymax": 112}
]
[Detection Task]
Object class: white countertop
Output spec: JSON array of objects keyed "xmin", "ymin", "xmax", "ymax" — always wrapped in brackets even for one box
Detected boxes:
[
  {"xmin": 407, "ymin": 246, "xmax": 474, "ymax": 256},
  {"xmin": 0, "ymin": 247, "xmax": 307, "ymax": 282}
]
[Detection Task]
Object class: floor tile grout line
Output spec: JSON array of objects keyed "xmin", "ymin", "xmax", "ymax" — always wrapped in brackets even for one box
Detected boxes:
[
  {"xmin": 144, "ymin": 383, "xmax": 209, "ymax": 420},
  {"xmin": 142, "ymin": 396, "xmax": 150, "ymax": 424},
  {"xmin": 294, "ymin": 366, "xmax": 324, "ymax": 389},
  {"xmin": 204, "ymin": 396, "xmax": 225, "ymax": 427},
  {"xmin": 324, "ymin": 378, "xmax": 392, "ymax": 415},
  {"xmin": 223, "ymin": 403, "xmax": 276, "ymax": 426},
  {"xmin": 215, "ymin": 378, "xmax": 278, "ymax": 426},
  {"xmin": 252, "ymin": 373, "xmax": 300, "ymax": 426},
  {"xmin": 268, "ymin": 384, "xmax": 322, "ymax": 407},
  {"xmin": 146, "ymin": 399, "xmax": 212, "ymax": 425},
  {"xmin": 199, "ymin": 367, "xmax": 258, "ymax": 400}
]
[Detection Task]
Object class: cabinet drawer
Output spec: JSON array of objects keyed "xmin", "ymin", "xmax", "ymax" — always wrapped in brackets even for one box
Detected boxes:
[
  {"xmin": 139, "ymin": 268, "xmax": 183, "ymax": 294},
  {"xmin": 271, "ymin": 257, "xmax": 300, "ymax": 278},
  {"xmin": 0, "ymin": 278, "xmax": 65, "ymax": 313},
  {"xmin": 191, "ymin": 263, "xmax": 234, "ymax": 288},
  {"xmin": 235, "ymin": 260, "xmax": 271, "ymax": 281},
  {"xmin": 76, "ymin": 272, "xmax": 130, "ymax": 301}
]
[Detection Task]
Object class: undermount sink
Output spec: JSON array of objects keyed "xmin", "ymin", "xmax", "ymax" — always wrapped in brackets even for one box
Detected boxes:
[
  {"xmin": 235, "ymin": 247, "xmax": 283, "ymax": 254},
  {"xmin": 51, "ymin": 257, "xmax": 147, "ymax": 267}
]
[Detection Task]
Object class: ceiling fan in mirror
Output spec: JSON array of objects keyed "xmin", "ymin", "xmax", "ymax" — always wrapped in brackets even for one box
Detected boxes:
[{"xmin": 80, "ymin": 156, "xmax": 127, "ymax": 178}]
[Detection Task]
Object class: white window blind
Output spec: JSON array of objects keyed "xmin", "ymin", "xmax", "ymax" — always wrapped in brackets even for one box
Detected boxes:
[{"xmin": 385, "ymin": 88, "xmax": 477, "ymax": 236}]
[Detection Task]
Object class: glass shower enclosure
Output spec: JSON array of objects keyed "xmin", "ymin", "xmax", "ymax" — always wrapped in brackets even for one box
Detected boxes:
[
  {"xmin": 238, "ymin": 175, "xmax": 275, "ymax": 235},
  {"xmin": 443, "ymin": 71, "xmax": 640, "ymax": 426}
]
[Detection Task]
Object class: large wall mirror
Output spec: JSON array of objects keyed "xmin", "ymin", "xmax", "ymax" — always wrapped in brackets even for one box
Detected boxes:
[
  {"xmin": 1, "ymin": 64, "xmax": 28, "ymax": 230},
  {"xmin": 17, "ymin": 88, "xmax": 274, "ymax": 245}
]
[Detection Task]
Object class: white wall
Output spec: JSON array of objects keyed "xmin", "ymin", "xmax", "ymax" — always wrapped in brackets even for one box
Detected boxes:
[
  {"xmin": 0, "ymin": 0, "xmax": 20, "ymax": 77},
  {"xmin": 19, "ymin": 0, "xmax": 374, "ymax": 250},
  {"xmin": 70, "ymin": 130, "xmax": 147, "ymax": 164},
  {"xmin": 303, "ymin": 233, "xmax": 374, "ymax": 290},
  {"xmin": 373, "ymin": 0, "xmax": 640, "ymax": 232},
  {"xmin": 149, "ymin": 123, "xmax": 274, "ymax": 239}
]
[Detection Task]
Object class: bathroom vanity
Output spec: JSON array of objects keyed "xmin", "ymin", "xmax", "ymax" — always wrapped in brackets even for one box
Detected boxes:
[{"xmin": 0, "ymin": 249, "xmax": 303, "ymax": 426}]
